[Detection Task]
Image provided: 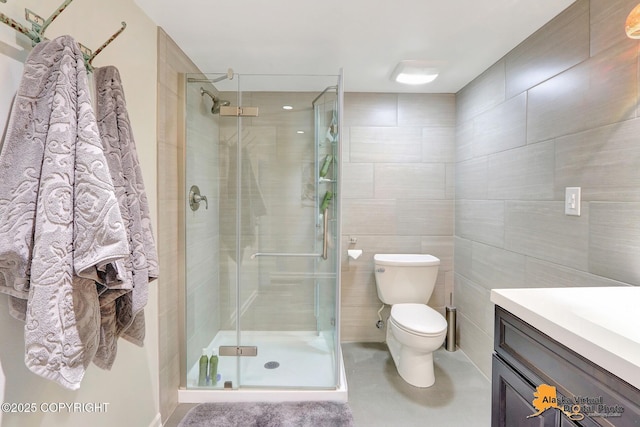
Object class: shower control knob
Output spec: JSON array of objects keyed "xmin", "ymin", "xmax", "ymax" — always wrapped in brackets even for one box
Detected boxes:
[
  {"xmin": 376, "ymin": 268, "xmax": 385, "ymax": 273},
  {"xmin": 189, "ymin": 185, "xmax": 208, "ymax": 211}
]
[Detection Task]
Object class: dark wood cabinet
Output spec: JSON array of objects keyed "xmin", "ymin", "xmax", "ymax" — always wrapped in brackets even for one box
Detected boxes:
[
  {"xmin": 493, "ymin": 354, "xmax": 559, "ymax": 427},
  {"xmin": 492, "ymin": 306, "xmax": 640, "ymax": 427}
]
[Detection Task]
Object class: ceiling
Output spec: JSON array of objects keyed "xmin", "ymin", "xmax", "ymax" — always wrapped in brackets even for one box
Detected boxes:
[{"xmin": 134, "ymin": 0, "xmax": 576, "ymax": 93}]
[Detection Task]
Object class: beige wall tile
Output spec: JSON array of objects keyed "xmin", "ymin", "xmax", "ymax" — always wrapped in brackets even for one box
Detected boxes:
[
  {"xmin": 398, "ymin": 93, "xmax": 456, "ymax": 127},
  {"xmin": 350, "ymin": 126, "xmax": 423, "ymax": 163},
  {"xmin": 456, "ymin": 200, "xmax": 505, "ymax": 247},
  {"xmin": 420, "ymin": 236, "xmax": 454, "ymax": 273},
  {"xmin": 589, "ymin": 202, "xmax": 640, "ymax": 285},
  {"xmin": 158, "ymin": 29, "xmax": 201, "ymax": 420},
  {"xmin": 458, "ymin": 314, "xmax": 493, "ymax": 378},
  {"xmin": 555, "ymin": 118, "xmax": 640, "ymax": 201},
  {"xmin": 504, "ymin": 201, "xmax": 589, "ymax": 270},
  {"xmin": 342, "ymin": 199, "xmax": 397, "ymax": 235},
  {"xmin": 341, "ymin": 92, "xmax": 455, "ymax": 342},
  {"xmin": 456, "ymin": 0, "xmax": 640, "ymax": 378},
  {"xmin": 422, "ymin": 127, "xmax": 456, "ymax": 163},
  {"xmin": 374, "ymin": 163, "xmax": 446, "ymax": 199},
  {"xmin": 342, "ymin": 163, "xmax": 375, "ymax": 199},
  {"xmin": 487, "ymin": 140, "xmax": 555, "ymax": 200},
  {"xmin": 455, "ymin": 119, "xmax": 474, "ymax": 162},
  {"xmin": 456, "ymin": 156, "xmax": 488, "ymax": 200},
  {"xmin": 527, "ymin": 43, "xmax": 637, "ymax": 144},
  {"xmin": 470, "ymin": 242, "xmax": 527, "ymax": 291},
  {"xmin": 445, "ymin": 163, "xmax": 455, "ymax": 200},
  {"xmin": 455, "ymin": 274, "xmax": 493, "ymax": 336},
  {"xmin": 525, "ymin": 257, "xmax": 630, "ymax": 288},
  {"xmin": 590, "ymin": 0, "xmax": 639, "ymax": 56},
  {"xmin": 456, "ymin": 60, "xmax": 506, "ymax": 124},
  {"xmin": 505, "ymin": 0, "xmax": 590, "ymax": 98},
  {"xmin": 471, "ymin": 93, "xmax": 527, "ymax": 158},
  {"xmin": 454, "ymin": 237, "xmax": 473, "ymax": 281},
  {"xmin": 344, "ymin": 93, "xmax": 398, "ymax": 126},
  {"xmin": 397, "ymin": 200, "xmax": 454, "ymax": 236}
]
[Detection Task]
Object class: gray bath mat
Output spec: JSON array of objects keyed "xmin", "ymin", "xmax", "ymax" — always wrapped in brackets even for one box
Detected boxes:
[{"xmin": 177, "ymin": 401, "xmax": 354, "ymax": 427}]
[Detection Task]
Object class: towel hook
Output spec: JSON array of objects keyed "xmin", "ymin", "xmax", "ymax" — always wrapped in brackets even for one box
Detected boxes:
[
  {"xmin": 0, "ymin": 0, "xmax": 127, "ymax": 72},
  {"xmin": 27, "ymin": 0, "xmax": 73, "ymax": 40},
  {"xmin": 86, "ymin": 21, "xmax": 127, "ymax": 70}
]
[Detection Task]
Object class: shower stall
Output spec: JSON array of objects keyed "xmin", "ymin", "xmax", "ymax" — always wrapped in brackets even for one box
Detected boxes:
[{"xmin": 179, "ymin": 71, "xmax": 344, "ymax": 402}]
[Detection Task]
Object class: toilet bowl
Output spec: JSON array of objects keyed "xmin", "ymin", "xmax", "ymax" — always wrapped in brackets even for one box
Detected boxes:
[
  {"xmin": 373, "ymin": 253, "xmax": 448, "ymax": 388},
  {"xmin": 386, "ymin": 303, "xmax": 447, "ymax": 387}
]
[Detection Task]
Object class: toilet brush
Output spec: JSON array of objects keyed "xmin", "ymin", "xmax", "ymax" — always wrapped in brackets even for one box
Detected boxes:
[{"xmin": 445, "ymin": 293, "xmax": 457, "ymax": 352}]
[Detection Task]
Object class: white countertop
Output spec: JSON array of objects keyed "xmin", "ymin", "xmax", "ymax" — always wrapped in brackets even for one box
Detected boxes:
[{"xmin": 490, "ymin": 287, "xmax": 640, "ymax": 391}]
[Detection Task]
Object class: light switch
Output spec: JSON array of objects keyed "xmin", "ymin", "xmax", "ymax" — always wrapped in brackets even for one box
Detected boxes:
[{"xmin": 565, "ymin": 187, "xmax": 581, "ymax": 216}]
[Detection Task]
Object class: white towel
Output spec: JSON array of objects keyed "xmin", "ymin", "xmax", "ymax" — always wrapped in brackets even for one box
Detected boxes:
[
  {"xmin": 92, "ymin": 65, "xmax": 159, "ymax": 369},
  {"xmin": 0, "ymin": 35, "xmax": 129, "ymax": 390}
]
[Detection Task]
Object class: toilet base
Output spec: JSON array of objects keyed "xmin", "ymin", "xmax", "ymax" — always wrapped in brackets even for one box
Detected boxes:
[{"xmin": 386, "ymin": 325, "xmax": 437, "ymax": 388}]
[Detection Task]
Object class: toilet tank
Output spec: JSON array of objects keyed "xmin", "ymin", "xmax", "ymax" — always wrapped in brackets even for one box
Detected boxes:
[{"xmin": 374, "ymin": 254, "xmax": 440, "ymax": 304}]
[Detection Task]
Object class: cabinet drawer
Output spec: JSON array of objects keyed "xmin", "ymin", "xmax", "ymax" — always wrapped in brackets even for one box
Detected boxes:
[{"xmin": 495, "ymin": 306, "xmax": 640, "ymax": 426}]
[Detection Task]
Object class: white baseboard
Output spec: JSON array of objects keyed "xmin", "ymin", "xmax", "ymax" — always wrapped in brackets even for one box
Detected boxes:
[{"xmin": 148, "ymin": 412, "xmax": 162, "ymax": 427}]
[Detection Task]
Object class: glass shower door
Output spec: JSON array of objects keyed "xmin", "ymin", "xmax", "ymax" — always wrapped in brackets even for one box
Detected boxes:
[
  {"xmin": 184, "ymin": 72, "xmax": 342, "ymax": 391},
  {"xmin": 233, "ymin": 74, "xmax": 341, "ymax": 389},
  {"xmin": 184, "ymin": 72, "xmax": 240, "ymax": 389}
]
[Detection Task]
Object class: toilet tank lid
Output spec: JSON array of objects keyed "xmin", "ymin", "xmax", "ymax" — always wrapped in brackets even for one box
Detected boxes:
[{"xmin": 374, "ymin": 254, "xmax": 440, "ymax": 266}]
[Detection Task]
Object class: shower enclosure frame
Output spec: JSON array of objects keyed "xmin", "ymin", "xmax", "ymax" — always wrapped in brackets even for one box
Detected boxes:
[{"xmin": 178, "ymin": 70, "xmax": 346, "ymax": 402}]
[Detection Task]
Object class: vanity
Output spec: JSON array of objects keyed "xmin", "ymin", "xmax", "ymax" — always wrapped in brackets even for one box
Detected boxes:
[{"xmin": 490, "ymin": 287, "xmax": 640, "ymax": 426}]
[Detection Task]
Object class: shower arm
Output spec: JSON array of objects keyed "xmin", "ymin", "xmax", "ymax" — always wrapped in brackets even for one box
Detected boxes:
[{"xmin": 251, "ymin": 208, "xmax": 328, "ymax": 260}]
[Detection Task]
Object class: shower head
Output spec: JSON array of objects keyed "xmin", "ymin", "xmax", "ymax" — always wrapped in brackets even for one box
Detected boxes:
[{"xmin": 200, "ymin": 87, "xmax": 231, "ymax": 114}]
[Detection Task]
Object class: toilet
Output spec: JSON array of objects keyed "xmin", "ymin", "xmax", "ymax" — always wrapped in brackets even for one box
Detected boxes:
[{"xmin": 374, "ymin": 253, "xmax": 447, "ymax": 388}]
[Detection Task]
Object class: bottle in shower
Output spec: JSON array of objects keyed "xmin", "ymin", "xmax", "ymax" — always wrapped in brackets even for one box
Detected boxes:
[
  {"xmin": 198, "ymin": 348, "xmax": 208, "ymax": 386},
  {"xmin": 209, "ymin": 350, "xmax": 219, "ymax": 385}
]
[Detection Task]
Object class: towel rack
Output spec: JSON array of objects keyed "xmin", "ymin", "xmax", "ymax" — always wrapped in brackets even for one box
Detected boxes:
[
  {"xmin": 0, "ymin": 0, "xmax": 126, "ymax": 71},
  {"xmin": 251, "ymin": 208, "xmax": 329, "ymax": 261}
]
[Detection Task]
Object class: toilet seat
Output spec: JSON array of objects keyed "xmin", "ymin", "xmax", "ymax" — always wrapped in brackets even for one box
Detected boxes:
[{"xmin": 390, "ymin": 303, "xmax": 447, "ymax": 337}]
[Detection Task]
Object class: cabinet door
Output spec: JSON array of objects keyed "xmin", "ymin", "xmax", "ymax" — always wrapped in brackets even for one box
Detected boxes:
[
  {"xmin": 560, "ymin": 416, "xmax": 580, "ymax": 427},
  {"xmin": 492, "ymin": 354, "xmax": 559, "ymax": 427}
]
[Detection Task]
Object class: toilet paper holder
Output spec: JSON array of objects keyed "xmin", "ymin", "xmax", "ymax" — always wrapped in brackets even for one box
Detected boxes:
[{"xmin": 347, "ymin": 249, "xmax": 363, "ymax": 260}]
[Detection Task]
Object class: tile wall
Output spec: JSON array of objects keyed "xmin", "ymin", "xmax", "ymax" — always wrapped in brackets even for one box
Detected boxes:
[
  {"xmin": 340, "ymin": 93, "xmax": 456, "ymax": 342},
  {"xmin": 157, "ymin": 28, "xmax": 199, "ymax": 422},
  {"xmin": 455, "ymin": 0, "xmax": 640, "ymax": 377}
]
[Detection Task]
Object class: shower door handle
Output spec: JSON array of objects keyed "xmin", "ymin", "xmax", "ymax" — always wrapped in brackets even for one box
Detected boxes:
[
  {"xmin": 251, "ymin": 208, "xmax": 329, "ymax": 260},
  {"xmin": 321, "ymin": 207, "xmax": 328, "ymax": 260}
]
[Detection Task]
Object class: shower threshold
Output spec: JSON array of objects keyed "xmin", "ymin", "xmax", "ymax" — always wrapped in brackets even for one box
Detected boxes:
[{"xmin": 178, "ymin": 330, "xmax": 348, "ymax": 403}]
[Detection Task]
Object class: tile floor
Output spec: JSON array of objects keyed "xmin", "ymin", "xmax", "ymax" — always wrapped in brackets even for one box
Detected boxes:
[
  {"xmin": 342, "ymin": 342, "xmax": 491, "ymax": 426},
  {"xmin": 164, "ymin": 342, "xmax": 491, "ymax": 426}
]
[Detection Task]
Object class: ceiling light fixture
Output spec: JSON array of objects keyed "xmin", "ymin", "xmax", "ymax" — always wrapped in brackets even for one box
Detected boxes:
[
  {"xmin": 391, "ymin": 60, "xmax": 439, "ymax": 85},
  {"xmin": 283, "ymin": 105, "xmax": 293, "ymax": 110},
  {"xmin": 626, "ymin": 4, "xmax": 640, "ymax": 39}
]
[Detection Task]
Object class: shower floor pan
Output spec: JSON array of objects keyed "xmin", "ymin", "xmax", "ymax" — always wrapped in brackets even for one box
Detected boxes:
[{"xmin": 179, "ymin": 330, "xmax": 348, "ymax": 403}]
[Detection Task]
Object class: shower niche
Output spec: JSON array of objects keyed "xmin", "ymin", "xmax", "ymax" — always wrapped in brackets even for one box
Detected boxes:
[{"xmin": 180, "ymin": 71, "xmax": 344, "ymax": 401}]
